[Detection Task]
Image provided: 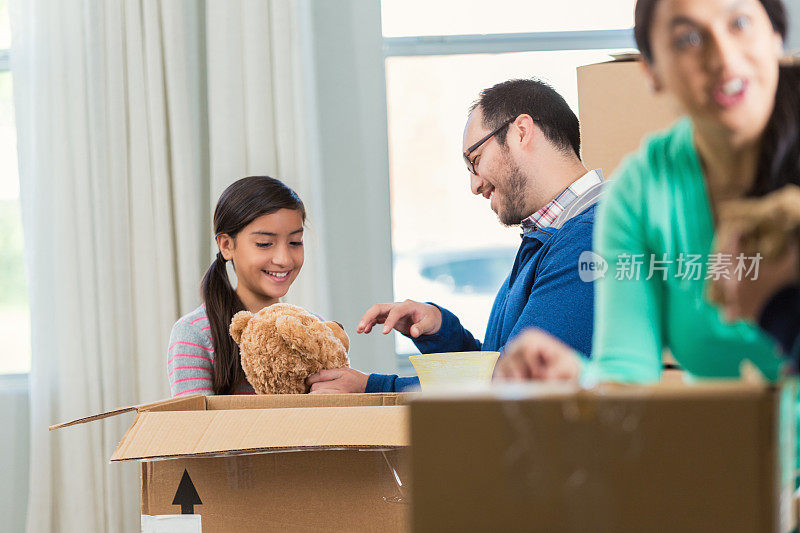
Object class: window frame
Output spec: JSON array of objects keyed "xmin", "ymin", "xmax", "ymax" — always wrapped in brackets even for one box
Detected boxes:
[
  {"xmin": 383, "ymin": 29, "xmax": 634, "ymax": 57},
  {"xmin": 0, "ymin": 46, "xmax": 27, "ymax": 378}
]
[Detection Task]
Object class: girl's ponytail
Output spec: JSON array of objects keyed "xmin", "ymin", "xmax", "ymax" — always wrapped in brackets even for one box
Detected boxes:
[{"xmin": 201, "ymin": 252, "xmax": 245, "ymax": 394}]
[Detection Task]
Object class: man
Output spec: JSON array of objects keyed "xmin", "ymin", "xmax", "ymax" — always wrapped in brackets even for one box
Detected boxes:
[{"xmin": 307, "ymin": 78, "xmax": 603, "ymax": 393}]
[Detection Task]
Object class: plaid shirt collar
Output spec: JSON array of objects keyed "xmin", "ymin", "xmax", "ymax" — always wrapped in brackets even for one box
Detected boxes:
[{"xmin": 521, "ymin": 169, "xmax": 604, "ymax": 235}]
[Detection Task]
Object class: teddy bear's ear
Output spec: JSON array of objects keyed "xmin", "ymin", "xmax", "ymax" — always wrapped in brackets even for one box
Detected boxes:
[
  {"xmin": 325, "ymin": 321, "xmax": 350, "ymax": 353},
  {"xmin": 229, "ymin": 311, "xmax": 253, "ymax": 344}
]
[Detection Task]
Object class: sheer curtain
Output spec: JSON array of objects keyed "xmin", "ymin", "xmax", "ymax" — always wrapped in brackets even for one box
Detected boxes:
[
  {"xmin": 205, "ymin": 0, "xmax": 330, "ymax": 313},
  {"xmin": 10, "ymin": 0, "xmax": 326, "ymax": 530}
]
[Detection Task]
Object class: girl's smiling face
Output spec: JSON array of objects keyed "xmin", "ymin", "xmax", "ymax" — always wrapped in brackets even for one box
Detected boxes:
[
  {"xmin": 644, "ymin": 0, "xmax": 782, "ymax": 142},
  {"xmin": 218, "ymin": 208, "xmax": 305, "ymax": 307}
]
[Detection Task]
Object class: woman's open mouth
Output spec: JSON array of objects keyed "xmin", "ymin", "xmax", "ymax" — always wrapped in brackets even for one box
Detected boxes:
[{"xmin": 712, "ymin": 77, "xmax": 748, "ymax": 108}]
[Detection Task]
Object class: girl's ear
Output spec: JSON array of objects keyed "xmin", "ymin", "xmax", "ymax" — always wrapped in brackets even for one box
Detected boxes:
[
  {"xmin": 229, "ymin": 311, "xmax": 253, "ymax": 344},
  {"xmin": 217, "ymin": 233, "xmax": 235, "ymax": 262}
]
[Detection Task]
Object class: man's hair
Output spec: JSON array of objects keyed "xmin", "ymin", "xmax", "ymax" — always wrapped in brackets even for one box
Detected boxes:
[{"xmin": 471, "ymin": 78, "xmax": 581, "ymax": 158}]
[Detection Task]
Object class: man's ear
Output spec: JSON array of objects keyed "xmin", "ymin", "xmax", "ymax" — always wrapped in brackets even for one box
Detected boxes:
[
  {"xmin": 216, "ymin": 233, "xmax": 235, "ymax": 261},
  {"xmin": 513, "ymin": 114, "xmax": 538, "ymax": 149},
  {"xmin": 640, "ymin": 60, "xmax": 663, "ymax": 93}
]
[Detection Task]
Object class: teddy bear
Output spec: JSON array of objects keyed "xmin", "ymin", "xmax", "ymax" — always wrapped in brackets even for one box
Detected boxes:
[
  {"xmin": 229, "ymin": 303, "xmax": 350, "ymax": 394},
  {"xmin": 708, "ymin": 184, "xmax": 800, "ymax": 306}
]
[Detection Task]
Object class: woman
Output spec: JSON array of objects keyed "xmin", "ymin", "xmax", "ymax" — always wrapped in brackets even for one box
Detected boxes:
[{"xmin": 496, "ymin": 0, "xmax": 799, "ymax": 385}]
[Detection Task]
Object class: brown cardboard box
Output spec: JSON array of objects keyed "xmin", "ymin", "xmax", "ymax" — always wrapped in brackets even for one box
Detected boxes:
[
  {"xmin": 577, "ymin": 55, "xmax": 682, "ymax": 177},
  {"xmin": 577, "ymin": 54, "xmax": 800, "ymax": 178},
  {"xmin": 52, "ymin": 393, "xmax": 411, "ymax": 532},
  {"xmin": 410, "ymin": 382, "xmax": 796, "ymax": 533}
]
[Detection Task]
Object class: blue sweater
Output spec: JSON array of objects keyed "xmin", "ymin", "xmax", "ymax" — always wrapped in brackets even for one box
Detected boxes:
[{"xmin": 366, "ymin": 204, "xmax": 597, "ymax": 392}]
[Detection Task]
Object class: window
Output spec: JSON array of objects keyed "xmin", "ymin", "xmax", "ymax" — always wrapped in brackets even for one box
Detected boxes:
[
  {"xmin": 381, "ymin": 0, "xmax": 635, "ymax": 36},
  {"xmin": 0, "ymin": 0, "xmax": 7, "ymax": 49},
  {"xmin": 381, "ymin": 1, "xmax": 636, "ymax": 363},
  {"xmin": 0, "ymin": 0, "xmax": 30, "ymax": 375}
]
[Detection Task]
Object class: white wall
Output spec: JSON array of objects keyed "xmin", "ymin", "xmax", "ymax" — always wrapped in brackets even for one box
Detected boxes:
[
  {"xmin": 788, "ymin": 0, "xmax": 800, "ymax": 50},
  {"xmin": 307, "ymin": 0, "xmax": 397, "ymax": 374},
  {"xmin": 0, "ymin": 374, "xmax": 29, "ymax": 533}
]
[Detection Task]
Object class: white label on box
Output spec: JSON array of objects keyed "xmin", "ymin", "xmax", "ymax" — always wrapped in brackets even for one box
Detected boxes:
[{"xmin": 141, "ymin": 514, "xmax": 202, "ymax": 533}]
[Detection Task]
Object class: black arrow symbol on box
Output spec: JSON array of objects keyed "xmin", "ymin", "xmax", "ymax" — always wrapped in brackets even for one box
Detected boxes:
[{"xmin": 172, "ymin": 469, "xmax": 202, "ymax": 514}]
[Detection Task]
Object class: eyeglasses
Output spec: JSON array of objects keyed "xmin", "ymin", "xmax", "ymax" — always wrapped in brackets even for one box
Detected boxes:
[{"xmin": 462, "ymin": 116, "xmax": 516, "ymax": 175}]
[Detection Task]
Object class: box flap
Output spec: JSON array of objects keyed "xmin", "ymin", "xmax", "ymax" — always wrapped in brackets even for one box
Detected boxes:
[
  {"xmin": 604, "ymin": 52, "xmax": 799, "ymax": 65},
  {"xmin": 205, "ymin": 392, "xmax": 409, "ymax": 410},
  {"xmin": 781, "ymin": 55, "xmax": 800, "ymax": 66},
  {"xmin": 609, "ymin": 51, "xmax": 641, "ymax": 62},
  {"xmin": 411, "ymin": 381, "xmax": 774, "ymax": 403},
  {"xmin": 49, "ymin": 395, "xmax": 207, "ymax": 431},
  {"xmin": 49, "ymin": 405, "xmax": 140, "ymax": 431},
  {"xmin": 111, "ymin": 405, "xmax": 408, "ymax": 461}
]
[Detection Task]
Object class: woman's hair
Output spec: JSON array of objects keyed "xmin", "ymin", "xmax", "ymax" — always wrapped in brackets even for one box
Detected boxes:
[
  {"xmin": 634, "ymin": 0, "xmax": 800, "ymax": 196},
  {"xmin": 201, "ymin": 176, "xmax": 306, "ymax": 394}
]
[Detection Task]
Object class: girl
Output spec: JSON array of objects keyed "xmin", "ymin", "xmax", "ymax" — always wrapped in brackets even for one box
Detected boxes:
[
  {"xmin": 496, "ymin": 0, "xmax": 799, "ymax": 385},
  {"xmin": 167, "ymin": 176, "xmax": 306, "ymax": 396}
]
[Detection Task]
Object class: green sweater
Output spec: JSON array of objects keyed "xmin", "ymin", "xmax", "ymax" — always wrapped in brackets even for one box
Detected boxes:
[
  {"xmin": 582, "ymin": 117, "xmax": 784, "ymax": 384},
  {"xmin": 582, "ymin": 117, "xmax": 798, "ymax": 478}
]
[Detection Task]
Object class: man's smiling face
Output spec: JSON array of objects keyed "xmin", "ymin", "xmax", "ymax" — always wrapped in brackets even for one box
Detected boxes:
[{"xmin": 463, "ymin": 107, "xmax": 530, "ymax": 226}]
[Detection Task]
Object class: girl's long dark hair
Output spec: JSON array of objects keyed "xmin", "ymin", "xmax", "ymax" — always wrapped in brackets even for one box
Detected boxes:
[
  {"xmin": 634, "ymin": 0, "xmax": 800, "ymax": 196},
  {"xmin": 201, "ymin": 176, "xmax": 306, "ymax": 394}
]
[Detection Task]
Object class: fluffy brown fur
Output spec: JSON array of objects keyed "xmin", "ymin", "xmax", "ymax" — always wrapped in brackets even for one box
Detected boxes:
[
  {"xmin": 708, "ymin": 184, "xmax": 800, "ymax": 305},
  {"xmin": 229, "ymin": 303, "xmax": 350, "ymax": 394}
]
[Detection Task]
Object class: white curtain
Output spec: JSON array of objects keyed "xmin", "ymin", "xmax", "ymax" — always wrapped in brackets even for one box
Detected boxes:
[
  {"xmin": 205, "ymin": 0, "xmax": 330, "ymax": 313},
  {"xmin": 10, "ymin": 0, "xmax": 326, "ymax": 531}
]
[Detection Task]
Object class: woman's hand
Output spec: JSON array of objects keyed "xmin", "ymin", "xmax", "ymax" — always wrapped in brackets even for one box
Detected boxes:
[
  {"xmin": 714, "ymin": 239, "xmax": 799, "ymax": 322},
  {"xmin": 710, "ymin": 186, "xmax": 800, "ymax": 322},
  {"xmin": 494, "ymin": 329, "xmax": 581, "ymax": 382},
  {"xmin": 306, "ymin": 368, "xmax": 369, "ymax": 394}
]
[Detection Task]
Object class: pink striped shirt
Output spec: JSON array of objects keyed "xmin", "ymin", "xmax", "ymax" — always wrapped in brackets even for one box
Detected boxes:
[{"xmin": 167, "ymin": 304, "xmax": 255, "ymax": 397}]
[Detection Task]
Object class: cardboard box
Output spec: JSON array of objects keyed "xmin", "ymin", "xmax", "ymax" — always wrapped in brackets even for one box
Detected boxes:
[
  {"xmin": 577, "ymin": 54, "xmax": 800, "ymax": 177},
  {"xmin": 410, "ymin": 382, "xmax": 797, "ymax": 533},
  {"xmin": 577, "ymin": 55, "xmax": 682, "ymax": 177},
  {"xmin": 52, "ymin": 393, "xmax": 411, "ymax": 532}
]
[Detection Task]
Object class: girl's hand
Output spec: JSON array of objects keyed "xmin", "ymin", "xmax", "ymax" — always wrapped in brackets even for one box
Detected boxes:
[
  {"xmin": 306, "ymin": 368, "xmax": 369, "ymax": 393},
  {"xmin": 494, "ymin": 329, "xmax": 581, "ymax": 382}
]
